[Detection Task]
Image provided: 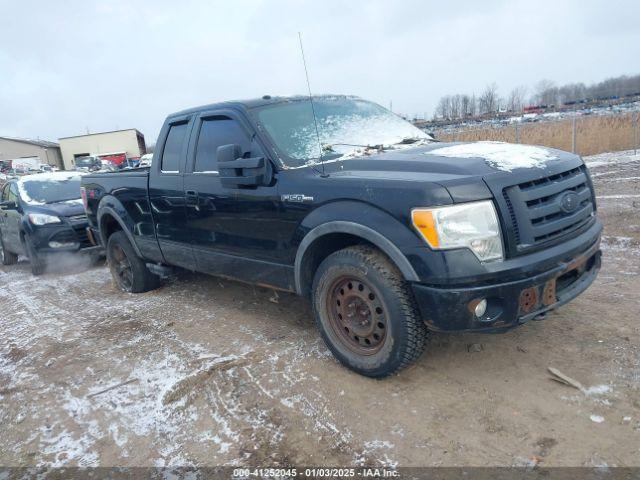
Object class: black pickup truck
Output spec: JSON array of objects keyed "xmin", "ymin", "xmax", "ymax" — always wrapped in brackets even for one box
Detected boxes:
[{"xmin": 81, "ymin": 95, "xmax": 601, "ymax": 377}]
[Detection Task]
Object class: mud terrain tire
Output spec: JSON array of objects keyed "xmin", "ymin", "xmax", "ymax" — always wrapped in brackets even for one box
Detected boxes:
[
  {"xmin": 312, "ymin": 245, "xmax": 428, "ymax": 377},
  {"xmin": 107, "ymin": 231, "xmax": 159, "ymax": 293}
]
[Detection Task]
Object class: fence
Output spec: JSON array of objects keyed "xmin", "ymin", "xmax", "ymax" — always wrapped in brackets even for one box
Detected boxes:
[{"xmin": 433, "ymin": 111, "xmax": 640, "ymax": 156}]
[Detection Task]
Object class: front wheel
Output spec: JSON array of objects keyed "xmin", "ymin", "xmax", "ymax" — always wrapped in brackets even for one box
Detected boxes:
[
  {"xmin": 0, "ymin": 232, "xmax": 18, "ymax": 266},
  {"xmin": 24, "ymin": 235, "xmax": 46, "ymax": 275},
  {"xmin": 106, "ymin": 231, "xmax": 159, "ymax": 293},
  {"xmin": 311, "ymin": 245, "xmax": 428, "ymax": 378}
]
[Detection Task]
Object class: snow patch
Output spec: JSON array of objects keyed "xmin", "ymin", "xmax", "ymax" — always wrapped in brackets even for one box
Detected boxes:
[
  {"xmin": 354, "ymin": 440, "xmax": 397, "ymax": 468},
  {"xmin": 584, "ymin": 150, "xmax": 640, "ymax": 169},
  {"xmin": 425, "ymin": 141, "xmax": 557, "ymax": 172},
  {"xmin": 584, "ymin": 385, "xmax": 611, "ymax": 396},
  {"xmin": 596, "ymin": 194, "xmax": 640, "ymax": 199}
]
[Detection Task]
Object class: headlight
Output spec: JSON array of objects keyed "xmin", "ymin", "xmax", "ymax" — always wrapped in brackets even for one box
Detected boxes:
[
  {"xmin": 28, "ymin": 213, "xmax": 61, "ymax": 225},
  {"xmin": 411, "ymin": 200, "xmax": 503, "ymax": 262}
]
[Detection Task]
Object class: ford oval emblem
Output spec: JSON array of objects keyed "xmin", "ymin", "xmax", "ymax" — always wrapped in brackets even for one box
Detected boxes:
[{"xmin": 559, "ymin": 191, "xmax": 580, "ymax": 213}]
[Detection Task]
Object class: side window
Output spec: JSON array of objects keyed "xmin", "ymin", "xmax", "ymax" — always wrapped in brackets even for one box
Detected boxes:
[
  {"xmin": 194, "ymin": 118, "xmax": 252, "ymax": 172},
  {"xmin": 161, "ymin": 122, "xmax": 188, "ymax": 172},
  {"xmin": 7, "ymin": 183, "xmax": 19, "ymax": 202}
]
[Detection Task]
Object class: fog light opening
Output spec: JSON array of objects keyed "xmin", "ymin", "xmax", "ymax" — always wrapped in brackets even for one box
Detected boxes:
[
  {"xmin": 48, "ymin": 241, "xmax": 78, "ymax": 249},
  {"xmin": 474, "ymin": 299, "xmax": 487, "ymax": 318}
]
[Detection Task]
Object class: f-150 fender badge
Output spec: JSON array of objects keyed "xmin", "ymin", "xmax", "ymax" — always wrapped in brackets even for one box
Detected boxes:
[{"xmin": 281, "ymin": 194, "xmax": 314, "ymax": 203}]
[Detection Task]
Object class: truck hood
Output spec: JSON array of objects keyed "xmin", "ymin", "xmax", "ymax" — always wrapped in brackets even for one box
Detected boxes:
[
  {"xmin": 322, "ymin": 141, "xmax": 584, "ymax": 202},
  {"xmin": 323, "ymin": 141, "xmax": 581, "ymax": 178}
]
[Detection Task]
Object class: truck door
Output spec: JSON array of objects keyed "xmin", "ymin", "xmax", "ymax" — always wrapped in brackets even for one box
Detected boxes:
[
  {"xmin": 148, "ymin": 116, "xmax": 197, "ymax": 270},
  {"xmin": 182, "ymin": 110, "xmax": 288, "ymax": 286}
]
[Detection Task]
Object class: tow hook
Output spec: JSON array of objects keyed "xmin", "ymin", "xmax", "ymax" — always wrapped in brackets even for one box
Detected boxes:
[{"xmin": 533, "ymin": 312, "xmax": 548, "ymax": 321}]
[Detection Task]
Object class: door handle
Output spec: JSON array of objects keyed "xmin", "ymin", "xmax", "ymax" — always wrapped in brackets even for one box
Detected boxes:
[{"xmin": 185, "ymin": 190, "xmax": 199, "ymax": 206}]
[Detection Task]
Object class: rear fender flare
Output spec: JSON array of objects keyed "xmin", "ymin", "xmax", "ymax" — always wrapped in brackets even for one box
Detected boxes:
[{"xmin": 97, "ymin": 200, "xmax": 142, "ymax": 258}]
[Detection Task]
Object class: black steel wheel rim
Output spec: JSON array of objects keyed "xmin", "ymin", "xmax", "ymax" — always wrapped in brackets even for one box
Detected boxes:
[
  {"xmin": 112, "ymin": 245, "xmax": 133, "ymax": 291},
  {"xmin": 326, "ymin": 275, "xmax": 388, "ymax": 355}
]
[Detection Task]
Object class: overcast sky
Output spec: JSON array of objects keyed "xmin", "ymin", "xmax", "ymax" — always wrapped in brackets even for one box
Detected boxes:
[{"xmin": 1, "ymin": 0, "xmax": 638, "ymax": 144}]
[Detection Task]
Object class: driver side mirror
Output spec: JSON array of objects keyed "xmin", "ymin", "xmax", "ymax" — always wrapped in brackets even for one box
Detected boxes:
[
  {"xmin": 217, "ymin": 144, "xmax": 273, "ymax": 189},
  {"xmin": 0, "ymin": 200, "xmax": 16, "ymax": 210}
]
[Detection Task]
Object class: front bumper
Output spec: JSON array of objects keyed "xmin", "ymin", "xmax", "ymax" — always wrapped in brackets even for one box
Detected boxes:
[
  {"xmin": 411, "ymin": 235, "xmax": 601, "ymax": 332},
  {"xmin": 30, "ymin": 223, "xmax": 101, "ymax": 255}
]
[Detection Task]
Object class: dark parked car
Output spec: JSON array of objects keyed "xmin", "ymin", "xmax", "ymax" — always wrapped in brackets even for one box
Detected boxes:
[
  {"xmin": 74, "ymin": 156, "xmax": 102, "ymax": 172},
  {"xmin": 81, "ymin": 95, "xmax": 601, "ymax": 377},
  {"xmin": 0, "ymin": 172, "xmax": 101, "ymax": 274}
]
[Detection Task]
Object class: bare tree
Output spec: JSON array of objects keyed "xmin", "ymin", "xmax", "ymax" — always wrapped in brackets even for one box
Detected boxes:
[
  {"xmin": 533, "ymin": 79, "xmax": 558, "ymax": 106},
  {"xmin": 431, "ymin": 73, "xmax": 640, "ymax": 123},
  {"xmin": 435, "ymin": 95, "xmax": 451, "ymax": 119},
  {"xmin": 478, "ymin": 83, "xmax": 500, "ymax": 115},
  {"xmin": 460, "ymin": 95, "xmax": 471, "ymax": 117},
  {"xmin": 469, "ymin": 94, "xmax": 477, "ymax": 117},
  {"xmin": 507, "ymin": 86, "xmax": 527, "ymax": 112},
  {"xmin": 450, "ymin": 95, "xmax": 462, "ymax": 119}
]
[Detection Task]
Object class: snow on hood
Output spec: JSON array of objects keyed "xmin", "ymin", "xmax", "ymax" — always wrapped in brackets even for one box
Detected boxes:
[{"xmin": 425, "ymin": 141, "xmax": 558, "ymax": 172}]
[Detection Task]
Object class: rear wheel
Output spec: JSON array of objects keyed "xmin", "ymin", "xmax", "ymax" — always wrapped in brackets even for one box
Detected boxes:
[
  {"xmin": 107, "ymin": 231, "xmax": 159, "ymax": 293},
  {"xmin": 312, "ymin": 245, "xmax": 428, "ymax": 378},
  {"xmin": 0, "ymin": 232, "xmax": 18, "ymax": 266},
  {"xmin": 24, "ymin": 235, "xmax": 46, "ymax": 275}
]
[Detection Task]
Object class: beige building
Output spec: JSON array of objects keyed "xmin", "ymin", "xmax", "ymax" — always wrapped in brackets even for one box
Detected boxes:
[
  {"xmin": 0, "ymin": 136, "xmax": 63, "ymax": 169},
  {"xmin": 59, "ymin": 129, "xmax": 146, "ymax": 170}
]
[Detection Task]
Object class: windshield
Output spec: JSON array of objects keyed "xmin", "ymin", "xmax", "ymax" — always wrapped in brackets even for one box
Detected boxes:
[
  {"xmin": 18, "ymin": 173, "xmax": 82, "ymax": 204},
  {"xmin": 256, "ymin": 96, "xmax": 432, "ymax": 167}
]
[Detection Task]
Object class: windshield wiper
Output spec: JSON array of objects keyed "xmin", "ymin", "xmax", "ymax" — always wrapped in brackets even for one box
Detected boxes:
[
  {"xmin": 46, "ymin": 198, "xmax": 79, "ymax": 204},
  {"xmin": 323, "ymin": 143, "xmax": 385, "ymax": 154},
  {"xmin": 396, "ymin": 137, "xmax": 422, "ymax": 144},
  {"xmin": 395, "ymin": 136, "xmax": 436, "ymax": 145}
]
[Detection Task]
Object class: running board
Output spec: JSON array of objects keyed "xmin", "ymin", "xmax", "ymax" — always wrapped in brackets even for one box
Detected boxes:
[{"xmin": 146, "ymin": 263, "xmax": 174, "ymax": 278}]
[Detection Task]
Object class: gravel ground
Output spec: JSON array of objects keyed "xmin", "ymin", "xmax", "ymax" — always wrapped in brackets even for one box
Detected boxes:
[{"xmin": 1, "ymin": 150, "xmax": 639, "ymax": 468}]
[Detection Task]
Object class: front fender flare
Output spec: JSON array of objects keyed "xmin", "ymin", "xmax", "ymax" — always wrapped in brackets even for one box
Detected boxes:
[{"xmin": 294, "ymin": 220, "xmax": 420, "ymax": 295}]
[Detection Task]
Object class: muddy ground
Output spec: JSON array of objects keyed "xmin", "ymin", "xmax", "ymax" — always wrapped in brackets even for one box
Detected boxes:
[{"xmin": 1, "ymin": 150, "xmax": 639, "ymax": 468}]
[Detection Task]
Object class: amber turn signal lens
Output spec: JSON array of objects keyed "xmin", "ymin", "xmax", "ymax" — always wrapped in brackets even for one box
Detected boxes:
[{"xmin": 411, "ymin": 210, "xmax": 440, "ymax": 247}]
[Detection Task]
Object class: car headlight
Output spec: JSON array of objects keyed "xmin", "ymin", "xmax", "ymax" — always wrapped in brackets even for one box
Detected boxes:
[
  {"xmin": 411, "ymin": 200, "xmax": 504, "ymax": 262},
  {"xmin": 28, "ymin": 213, "xmax": 61, "ymax": 225}
]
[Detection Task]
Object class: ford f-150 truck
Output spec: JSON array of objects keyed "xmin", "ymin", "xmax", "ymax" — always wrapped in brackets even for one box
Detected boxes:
[{"xmin": 81, "ymin": 95, "xmax": 602, "ymax": 377}]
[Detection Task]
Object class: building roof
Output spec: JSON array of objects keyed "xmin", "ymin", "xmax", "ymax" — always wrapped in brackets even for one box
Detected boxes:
[
  {"xmin": 0, "ymin": 136, "xmax": 59, "ymax": 148},
  {"xmin": 58, "ymin": 128, "xmax": 144, "ymax": 141}
]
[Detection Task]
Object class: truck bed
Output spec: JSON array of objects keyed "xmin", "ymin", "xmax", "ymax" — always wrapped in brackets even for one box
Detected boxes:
[{"xmin": 81, "ymin": 167, "xmax": 165, "ymax": 264}]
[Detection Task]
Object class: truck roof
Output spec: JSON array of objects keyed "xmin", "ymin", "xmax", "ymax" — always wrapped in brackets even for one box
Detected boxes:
[{"xmin": 168, "ymin": 94, "xmax": 360, "ymax": 119}]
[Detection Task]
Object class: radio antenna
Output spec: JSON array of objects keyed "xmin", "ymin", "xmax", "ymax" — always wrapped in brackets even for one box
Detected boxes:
[{"xmin": 298, "ymin": 32, "xmax": 326, "ymax": 177}]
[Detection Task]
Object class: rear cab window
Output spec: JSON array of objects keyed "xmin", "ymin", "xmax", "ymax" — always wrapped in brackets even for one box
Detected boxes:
[{"xmin": 161, "ymin": 122, "xmax": 189, "ymax": 173}]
